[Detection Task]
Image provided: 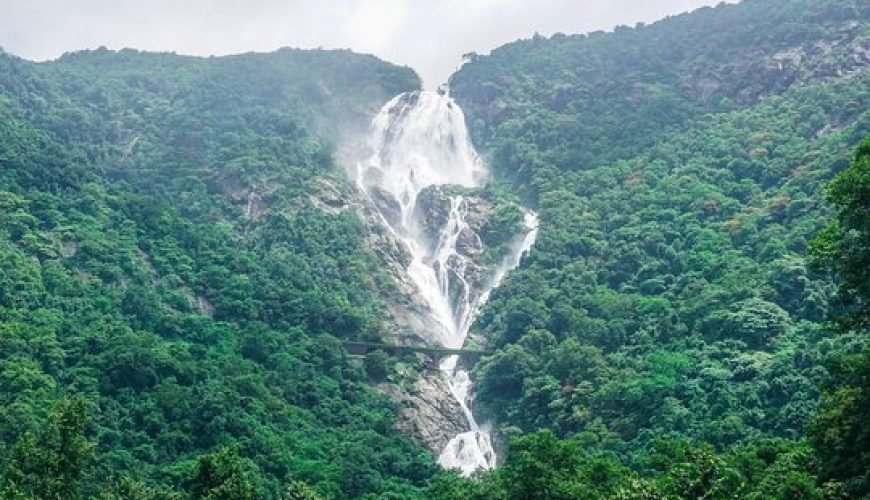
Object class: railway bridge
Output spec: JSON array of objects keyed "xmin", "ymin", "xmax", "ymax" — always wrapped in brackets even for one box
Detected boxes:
[{"xmin": 342, "ymin": 341, "xmax": 492, "ymax": 366}]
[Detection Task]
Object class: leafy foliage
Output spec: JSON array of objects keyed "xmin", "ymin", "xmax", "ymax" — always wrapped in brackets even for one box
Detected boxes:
[
  {"xmin": 809, "ymin": 137, "xmax": 870, "ymax": 497},
  {"xmin": 425, "ymin": 431, "xmax": 826, "ymax": 499},
  {"xmin": 2, "ymin": 397, "xmax": 95, "ymax": 499},
  {"xmin": 447, "ymin": 0, "xmax": 869, "ymax": 496},
  {"xmin": 0, "ymin": 0, "xmax": 868, "ymax": 497},
  {"xmin": 453, "ymin": 0, "xmax": 868, "ymax": 446},
  {"xmin": 0, "ymin": 47, "xmax": 435, "ymax": 498},
  {"xmin": 812, "ymin": 137, "xmax": 870, "ymax": 329}
]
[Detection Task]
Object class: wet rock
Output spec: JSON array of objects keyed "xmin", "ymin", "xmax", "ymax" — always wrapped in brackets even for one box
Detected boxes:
[
  {"xmin": 446, "ymin": 267, "xmax": 470, "ymax": 321},
  {"xmin": 460, "ymin": 196, "xmax": 495, "ymax": 235},
  {"xmin": 379, "ymin": 372, "xmax": 469, "ymax": 454},
  {"xmin": 363, "ymin": 207, "xmax": 450, "ymax": 346},
  {"xmin": 413, "ymin": 186, "xmax": 452, "ymax": 245},
  {"xmin": 218, "ymin": 176, "xmax": 277, "ymax": 219},
  {"xmin": 456, "ymin": 227, "xmax": 483, "ymax": 256},
  {"xmin": 368, "ymin": 186, "xmax": 404, "ymax": 228},
  {"xmin": 413, "ymin": 186, "xmax": 493, "ymax": 260}
]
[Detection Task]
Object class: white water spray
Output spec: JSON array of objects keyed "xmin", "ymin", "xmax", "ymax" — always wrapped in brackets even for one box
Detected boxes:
[{"xmin": 353, "ymin": 91, "xmax": 537, "ymax": 475}]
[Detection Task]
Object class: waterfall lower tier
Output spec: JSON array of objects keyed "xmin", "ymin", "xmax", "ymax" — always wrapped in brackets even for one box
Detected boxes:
[
  {"xmin": 437, "ymin": 210, "xmax": 538, "ymax": 474},
  {"xmin": 438, "ymin": 355, "xmax": 495, "ymax": 474},
  {"xmin": 352, "ymin": 91, "xmax": 537, "ymax": 475}
]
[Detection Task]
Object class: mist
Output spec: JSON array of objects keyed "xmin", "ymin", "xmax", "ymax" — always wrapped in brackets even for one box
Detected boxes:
[{"xmin": 0, "ymin": 0, "xmax": 735, "ymax": 87}]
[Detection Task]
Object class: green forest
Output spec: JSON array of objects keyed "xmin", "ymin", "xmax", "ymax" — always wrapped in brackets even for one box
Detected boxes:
[{"xmin": 1, "ymin": 0, "xmax": 869, "ymax": 498}]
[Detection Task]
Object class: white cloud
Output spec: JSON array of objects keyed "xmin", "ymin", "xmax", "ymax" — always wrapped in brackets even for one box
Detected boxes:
[
  {"xmin": 345, "ymin": 0, "xmax": 408, "ymax": 52},
  {"xmin": 0, "ymin": 0, "xmax": 735, "ymax": 88}
]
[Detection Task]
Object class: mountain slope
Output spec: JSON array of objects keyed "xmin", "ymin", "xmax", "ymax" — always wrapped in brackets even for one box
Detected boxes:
[
  {"xmin": 1, "ymin": 0, "xmax": 868, "ymax": 497},
  {"xmin": 453, "ymin": 0, "xmax": 868, "ymax": 179},
  {"xmin": 450, "ymin": 0, "xmax": 869, "ymax": 465},
  {"xmin": 0, "ymin": 48, "xmax": 437, "ymax": 498}
]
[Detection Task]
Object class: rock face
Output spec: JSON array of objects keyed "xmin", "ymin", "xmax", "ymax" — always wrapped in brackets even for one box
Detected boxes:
[
  {"xmin": 414, "ymin": 186, "xmax": 494, "ymax": 255},
  {"xmin": 413, "ymin": 186, "xmax": 453, "ymax": 244},
  {"xmin": 368, "ymin": 185, "xmax": 404, "ymax": 228},
  {"xmin": 309, "ymin": 177, "xmax": 353, "ymax": 214},
  {"xmin": 683, "ymin": 25, "xmax": 870, "ymax": 104},
  {"xmin": 211, "ymin": 170, "xmax": 516, "ymax": 462},
  {"xmin": 218, "ymin": 176, "xmax": 278, "ymax": 220},
  {"xmin": 353, "ymin": 183, "xmax": 513, "ymax": 352},
  {"xmin": 365, "ymin": 223, "xmax": 437, "ymax": 347},
  {"xmin": 379, "ymin": 374, "xmax": 470, "ymax": 454}
]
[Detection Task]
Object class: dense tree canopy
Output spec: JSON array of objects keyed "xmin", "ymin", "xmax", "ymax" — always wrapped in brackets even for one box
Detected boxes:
[
  {"xmin": 809, "ymin": 137, "xmax": 870, "ymax": 497},
  {"xmin": 0, "ymin": 47, "xmax": 437, "ymax": 498},
  {"xmin": 445, "ymin": 0, "xmax": 868, "ymax": 496},
  {"xmin": 0, "ymin": 0, "xmax": 868, "ymax": 497}
]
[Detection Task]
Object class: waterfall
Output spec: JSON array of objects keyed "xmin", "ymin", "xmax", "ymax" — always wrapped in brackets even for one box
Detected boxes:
[{"xmin": 353, "ymin": 91, "xmax": 537, "ymax": 476}]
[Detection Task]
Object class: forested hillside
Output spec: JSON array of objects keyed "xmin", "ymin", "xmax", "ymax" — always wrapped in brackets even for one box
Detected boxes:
[
  {"xmin": 444, "ymin": 0, "xmax": 869, "ymax": 497},
  {"xmin": 1, "ymin": 0, "xmax": 868, "ymax": 498},
  {"xmin": 0, "ymin": 48, "xmax": 440, "ymax": 498}
]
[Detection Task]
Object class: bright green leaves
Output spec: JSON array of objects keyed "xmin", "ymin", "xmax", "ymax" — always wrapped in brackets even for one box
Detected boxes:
[
  {"xmin": 2, "ymin": 397, "xmax": 95, "ymax": 500},
  {"xmin": 812, "ymin": 136, "xmax": 870, "ymax": 330},
  {"xmin": 809, "ymin": 349, "xmax": 870, "ymax": 496},
  {"xmin": 189, "ymin": 447, "xmax": 261, "ymax": 500},
  {"xmin": 0, "ymin": 48, "xmax": 431, "ymax": 499},
  {"xmin": 808, "ymin": 136, "xmax": 870, "ymax": 496}
]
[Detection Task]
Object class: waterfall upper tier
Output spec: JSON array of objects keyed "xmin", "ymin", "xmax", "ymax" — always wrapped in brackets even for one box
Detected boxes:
[
  {"xmin": 360, "ymin": 91, "xmax": 487, "ymax": 230},
  {"xmin": 354, "ymin": 91, "xmax": 492, "ymax": 348}
]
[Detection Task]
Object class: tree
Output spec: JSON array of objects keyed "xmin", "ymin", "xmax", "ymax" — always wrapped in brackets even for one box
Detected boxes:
[
  {"xmin": 281, "ymin": 480, "xmax": 325, "ymax": 500},
  {"xmin": 811, "ymin": 137, "xmax": 870, "ymax": 329},
  {"xmin": 809, "ymin": 349, "xmax": 870, "ymax": 496},
  {"xmin": 809, "ymin": 136, "xmax": 870, "ymax": 497},
  {"xmin": 189, "ymin": 447, "xmax": 259, "ymax": 500},
  {"xmin": 96, "ymin": 478, "xmax": 183, "ymax": 500},
  {"xmin": 726, "ymin": 298, "xmax": 792, "ymax": 348},
  {"xmin": 495, "ymin": 430, "xmax": 587, "ymax": 500},
  {"xmin": 3, "ymin": 397, "xmax": 95, "ymax": 499}
]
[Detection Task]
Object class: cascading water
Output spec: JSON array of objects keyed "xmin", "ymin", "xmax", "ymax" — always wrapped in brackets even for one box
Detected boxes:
[
  {"xmin": 437, "ymin": 210, "xmax": 538, "ymax": 474},
  {"xmin": 353, "ymin": 91, "xmax": 537, "ymax": 475}
]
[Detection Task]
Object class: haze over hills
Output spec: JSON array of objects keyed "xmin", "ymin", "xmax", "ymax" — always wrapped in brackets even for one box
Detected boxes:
[
  {"xmin": 0, "ymin": 0, "xmax": 737, "ymax": 88},
  {"xmin": 0, "ymin": 0, "xmax": 868, "ymax": 498}
]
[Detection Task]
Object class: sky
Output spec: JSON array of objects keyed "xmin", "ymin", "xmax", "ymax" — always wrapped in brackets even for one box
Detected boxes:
[{"xmin": 0, "ymin": 0, "xmax": 734, "ymax": 88}]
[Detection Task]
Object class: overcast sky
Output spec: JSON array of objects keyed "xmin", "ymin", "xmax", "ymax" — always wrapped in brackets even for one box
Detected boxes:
[{"xmin": 0, "ymin": 0, "xmax": 734, "ymax": 88}]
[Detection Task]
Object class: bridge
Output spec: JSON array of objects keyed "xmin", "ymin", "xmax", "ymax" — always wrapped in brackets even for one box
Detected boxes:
[{"xmin": 342, "ymin": 341, "xmax": 492, "ymax": 363}]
